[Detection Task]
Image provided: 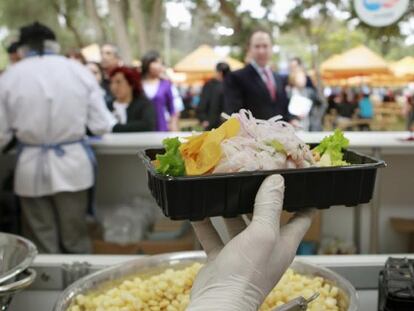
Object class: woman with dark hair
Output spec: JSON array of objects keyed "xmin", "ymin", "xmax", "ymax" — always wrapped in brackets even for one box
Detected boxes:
[
  {"xmin": 141, "ymin": 51, "xmax": 178, "ymax": 131},
  {"xmin": 109, "ymin": 66, "xmax": 156, "ymax": 132},
  {"xmin": 197, "ymin": 62, "xmax": 231, "ymax": 130}
]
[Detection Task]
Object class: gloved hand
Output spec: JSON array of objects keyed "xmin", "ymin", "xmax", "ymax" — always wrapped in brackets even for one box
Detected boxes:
[{"xmin": 187, "ymin": 175, "xmax": 315, "ymax": 311}]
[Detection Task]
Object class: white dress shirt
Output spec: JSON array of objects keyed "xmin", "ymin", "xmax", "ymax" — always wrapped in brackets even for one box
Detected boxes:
[
  {"xmin": 113, "ymin": 101, "xmax": 129, "ymax": 124},
  {"xmin": 250, "ymin": 60, "xmax": 277, "ymax": 86},
  {"xmin": 0, "ymin": 55, "xmax": 116, "ymax": 197}
]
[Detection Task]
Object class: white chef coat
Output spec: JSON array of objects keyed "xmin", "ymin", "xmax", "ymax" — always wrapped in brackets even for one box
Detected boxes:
[{"xmin": 0, "ymin": 55, "xmax": 116, "ymax": 197}]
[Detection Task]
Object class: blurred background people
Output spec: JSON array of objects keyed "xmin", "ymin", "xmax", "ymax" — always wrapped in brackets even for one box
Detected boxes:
[
  {"xmin": 141, "ymin": 50, "xmax": 178, "ymax": 131},
  {"xmin": 288, "ymin": 66, "xmax": 325, "ymax": 131},
  {"xmin": 327, "ymin": 92, "xmax": 340, "ymax": 115},
  {"xmin": 108, "ymin": 66, "xmax": 156, "ymax": 132},
  {"xmin": 100, "ymin": 43, "xmax": 121, "ymax": 100},
  {"xmin": 358, "ymin": 89, "xmax": 374, "ymax": 131},
  {"xmin": 180, "ymin": 86, "xmax": 196, "ymax": 119},
  {"xmin": 197, "ymin": 62, "xmax": 230, "ymax": 130},
  {"xmin": 224, "ymin": 29, "xmax": 293, "ymax": 122},
  {"xmin": 337, "ymin": 90, "xmax": 358, "ymax": 128},
  {"xmin": 0, "ymin": 22, "xmax": 115, "ymax": 254},
  {"xmin": 383, "ymin": 89, "xmax": 395, "ymax": 104},
  {"xmin": 66, "ymin": 48, "xmax": 86, "ymax": 64},
  {"xmin": 86, "ymin": 61, "xmax": 113, "ymax": 108},
  {"xmin": 86, "ymin": 61, "xmax": 104, "ymax": 86},
  {"xmin": 289, "ymin": 57, "xmax": 315, "ymax": 89},
  {"xmin": 7, "ymin": 41, "xmax": 21, "ymax": 65},
  {"xmin": 161, "ymin": 66, "xmax": 184, "ymax": 127},
  {"xmin": 406, "ymin": 94, "xmax": 414, "ymax": 131}
]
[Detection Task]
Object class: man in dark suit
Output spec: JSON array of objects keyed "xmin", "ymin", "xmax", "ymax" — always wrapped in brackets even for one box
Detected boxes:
[
  {"xmin": 197, "ymin": 62, "xmax": 231, "ymax": 130},
  {"xmin": 224, "ymin": 30, "xmax": 296, "ymax": 121}
]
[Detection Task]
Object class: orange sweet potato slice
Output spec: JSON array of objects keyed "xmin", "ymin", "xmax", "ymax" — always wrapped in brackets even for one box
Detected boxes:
[{"xmin": 180, "ymin": 118, "xmax": 240, "ymax": 175}]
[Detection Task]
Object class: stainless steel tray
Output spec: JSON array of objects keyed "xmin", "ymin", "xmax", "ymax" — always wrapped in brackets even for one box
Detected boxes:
[
  {"xmin": 0, "ymin": 232, "xmax": 38, "ymax": 310},
  {"xmin": 54, "ymin": 251, "xmax": 358, "ymax": 311}
]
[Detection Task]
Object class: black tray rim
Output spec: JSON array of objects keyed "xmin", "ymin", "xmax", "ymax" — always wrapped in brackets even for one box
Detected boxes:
[{"xmin": 139, "ymin": 147, "xmax": 386, "ymax": 181}]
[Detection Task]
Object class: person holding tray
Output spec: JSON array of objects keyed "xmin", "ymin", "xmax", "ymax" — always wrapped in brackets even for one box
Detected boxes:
[{"xmin": 188, "ymin": 174, "xmax": 314, "ymax": 310}]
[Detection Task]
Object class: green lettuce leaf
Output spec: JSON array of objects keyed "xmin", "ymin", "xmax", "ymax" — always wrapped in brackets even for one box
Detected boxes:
[
  {"xmin": 155, "ymin": 137, "xmax": 186, "ymax": 176},
  {"xmin": 313, "ymin": 129, "xmax": 349, "ymax": 166}
]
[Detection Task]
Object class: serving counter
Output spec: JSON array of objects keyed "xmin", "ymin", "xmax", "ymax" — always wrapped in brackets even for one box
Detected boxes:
[
  {"xmin": 9, "ymin": 253, "xmax": 414, "ymax": 311},
  {"xmin": 1, "ymin": 131, "xmax": 413, "ymax": 254}
]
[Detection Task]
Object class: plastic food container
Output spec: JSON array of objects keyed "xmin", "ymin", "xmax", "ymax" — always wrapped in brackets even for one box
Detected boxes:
[
  {"xmin": 140, "ymin": 147, "xmax": 385, "ymax": 221},
  {"xmin": 54, "ymin": 251, "xmax": 358, "ymax": 311}
]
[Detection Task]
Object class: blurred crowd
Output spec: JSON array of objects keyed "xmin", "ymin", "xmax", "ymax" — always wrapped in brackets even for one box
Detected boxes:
[
  {"xmin": 5, "ymin": 39, "xmax": 186, "ymax": 133},
  {"xmin": 3, "ymin": 26, "xmax": 414, "ymax": 134},
  {"xmin": 325, "ymin": 87, "xmax": 414, "ymax": 131}
]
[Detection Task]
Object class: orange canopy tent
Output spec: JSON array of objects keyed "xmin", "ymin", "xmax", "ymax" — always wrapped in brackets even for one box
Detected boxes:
[
  {"xmin": 320, "ymin": 45, "xmax": 391, "ymax": 79},
  {"xmin": 174, "ymin": 45, "xmax": 244, "ymax": 83},
  {"xmin": 390, "ymin": 56, "xmax": 414, "ymax": 79}
]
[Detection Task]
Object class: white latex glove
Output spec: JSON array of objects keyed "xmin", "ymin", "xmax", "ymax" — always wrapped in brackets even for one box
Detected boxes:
[{"xmin": 187, "ymin": 175, "xmax": 315, "ymax": 311}]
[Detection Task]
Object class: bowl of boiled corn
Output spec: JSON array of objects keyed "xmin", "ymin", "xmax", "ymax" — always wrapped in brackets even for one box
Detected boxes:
[{"xmin": 54, "ymin": 251, "xmax": 358, "ymax": 311}]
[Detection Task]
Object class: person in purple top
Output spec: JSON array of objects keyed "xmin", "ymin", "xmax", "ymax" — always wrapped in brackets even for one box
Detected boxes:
[{"xmin": 141, "ymin": 51, "xmax": 179, "ymax": 131}]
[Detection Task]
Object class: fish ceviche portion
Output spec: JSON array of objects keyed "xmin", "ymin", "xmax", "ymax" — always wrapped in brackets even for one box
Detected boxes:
[
  {"xmin": 214, "ymin": 110, "xmax": 314, "ymax": 173},
  {"xmin": 153, "ymin": 109, "xmax": 349, "ymax": 177}
]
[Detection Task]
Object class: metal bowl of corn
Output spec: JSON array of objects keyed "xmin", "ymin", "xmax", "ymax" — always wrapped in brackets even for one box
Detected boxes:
[{"xmin": 54, "ymin": 251, "xmax": 358, "ymax": 311}]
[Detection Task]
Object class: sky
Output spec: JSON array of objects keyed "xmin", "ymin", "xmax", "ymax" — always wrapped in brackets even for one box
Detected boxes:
[{"xmin": 165, "ymin": 0, "xmax": 297, "ymax": 27}]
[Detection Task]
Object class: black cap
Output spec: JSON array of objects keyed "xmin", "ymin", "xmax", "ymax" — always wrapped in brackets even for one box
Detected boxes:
[
  {"xmin": 18, "ymin": 22, "xmax": 56, "ymax": 46},
  {"xmin": 7, "ymin": 42, "xmax": 20, "ymax": 54},
  {"xmin": 216, "ymin": 62, "xmax": 230, "ymax": 73}
]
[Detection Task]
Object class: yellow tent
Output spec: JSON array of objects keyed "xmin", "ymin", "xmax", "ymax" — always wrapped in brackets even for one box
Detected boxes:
[
  {"xmin": 174, "ymin": 45, "xmax": 244, "ymax": 83},
  {"xmin": 391, "ymin": 56, "xmax": 414, "ymax": 79},
  {"xmin": 320, "ymin": 45, "xmax": 390, "ymax": 78},
  {"xmin": 322, "ymin": 74, "xmax": 409, "ymax": 87},
  {"xmin": 369, "ymin": 73, "xmax": 411, "ymax": 87},
  {"xmin": 320, "ymin": 54, "xmax": 342, "ymax": 72}
]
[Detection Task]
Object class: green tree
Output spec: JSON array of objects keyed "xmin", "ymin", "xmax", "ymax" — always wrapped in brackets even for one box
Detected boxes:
[
  {"xmin": 189, "ymin": 0, "xmax": 276, "ymax": 59},
  {"xmin": 350, "ymin": 0, "xmax": 414, "ymax": 55},
  {"xmin": 0, "ymin": 0, "xmax": 90, "ymax": 51}
]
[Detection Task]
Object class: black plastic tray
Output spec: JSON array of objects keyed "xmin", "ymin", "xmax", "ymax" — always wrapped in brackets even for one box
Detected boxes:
[{"xmin": 140, "ymin": 146, "xmax": 386, "ymax": 221}]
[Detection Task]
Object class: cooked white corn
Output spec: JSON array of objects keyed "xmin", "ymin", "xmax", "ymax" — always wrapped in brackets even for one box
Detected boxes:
[
  {"xmin": 68, "ymin": 263, "xmax": 342, "ymax": 311},
  {"xmin": 259, "ymin": 268, "xmax": 342, "ymax": 311}
]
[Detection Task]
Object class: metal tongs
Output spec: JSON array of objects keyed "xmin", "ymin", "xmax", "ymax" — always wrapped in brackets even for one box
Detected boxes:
[{"xmin": 272, "ymin": 292, "xmax": 320, "ymax": 311}]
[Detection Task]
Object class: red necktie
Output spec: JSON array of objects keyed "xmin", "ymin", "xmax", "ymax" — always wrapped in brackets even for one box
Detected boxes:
[{"xmin": 262, "ymin": 68, "xmax": 276, "ymax": 100}]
